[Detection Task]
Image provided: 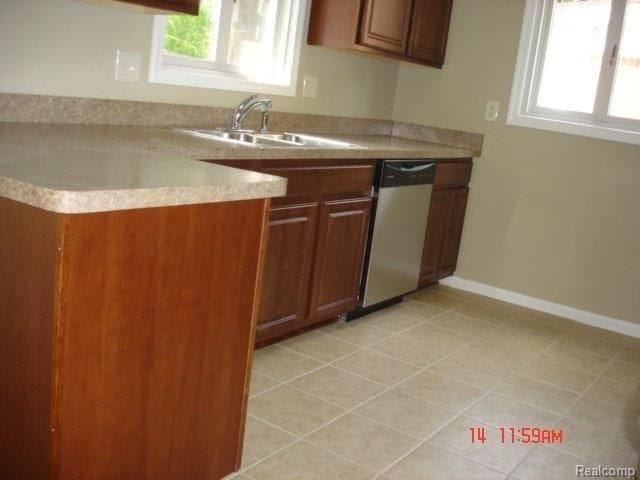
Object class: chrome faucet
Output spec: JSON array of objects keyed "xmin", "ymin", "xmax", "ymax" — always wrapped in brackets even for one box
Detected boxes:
[{"xmin": 230, "ymin": 93, "xmax": 273, "ymax": 133}]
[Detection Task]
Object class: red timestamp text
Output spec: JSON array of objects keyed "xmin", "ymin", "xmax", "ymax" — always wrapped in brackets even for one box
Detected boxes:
[{"xmin": 470, "ymin": 426, "xmax": 564, "ymax": 444}]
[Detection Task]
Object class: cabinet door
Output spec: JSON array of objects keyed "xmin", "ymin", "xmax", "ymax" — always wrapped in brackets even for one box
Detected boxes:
[
  {"xmin": 308, "ymin": 198, "xmax": 372, "ymax": 321},
  {"xmin": 78, "ymin": 0, "xmax": 200, "ymax": 15},
  {"xmin": 407, "ymin": 0, "xmax": 453, "ymax": 66},
  {"xmin": 256, "ymin": 202, "xmax": 318, "ymax": 344},
  {"xmin": 359, "ymin": 0, "xmax": 414, "ymax": 54},
  {"xmin": 439, "ymin": 187, "xmax": 469, "ymax": 278},
  {"xmin": 419, "ymin": 189, "xmax": 451, "ymax": 286}
]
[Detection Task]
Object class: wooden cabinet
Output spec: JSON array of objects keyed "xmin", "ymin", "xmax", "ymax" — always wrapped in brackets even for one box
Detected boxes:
[
  {"xmin": 408, "ymin": 0, "xmax": 454, "ymax": 65},
  {"xmin": 256, "ymin": 202, "xmax": 318, "ymax": 340},
  {"xmin": 211, "ymin": 159, "xmax": 375, "ymax": 346},
  {"xmin": 308, "ymin": 0, "xmax": 454, "ymax": 68},
  {"xmin": 308, "ymin": 198, "xmax": 372, "ymax": 321},
  {"xmin": 0, "ymin": 196, "xmax": 267, "ymax": 479},
  {"xmin": 419, "ymin": 160, "xmax": 472, "ymax": 286},
  {"xmin": 359, "ymin": 0, "xmax": 413, "ymax": 54},
  {"xmin": 77, "ymin": 0, "xmax": 200, "ymax": 15}
]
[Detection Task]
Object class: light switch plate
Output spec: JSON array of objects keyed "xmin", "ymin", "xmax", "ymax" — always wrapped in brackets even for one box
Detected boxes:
[
  {"xmin": 115, "ymin": 50, "xmax": 142, "ymax": 82},
  {"xmin": 485, "ymin": 100, "xmax": 500, "ymax": 121},
  {"xmin": 302, "ymin": 75, "xmax": 319, "ymax": 98}
]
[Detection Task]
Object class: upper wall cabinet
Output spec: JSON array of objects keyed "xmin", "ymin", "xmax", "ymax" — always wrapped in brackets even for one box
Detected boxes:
[
  {"xmin": 308, "ymin": 0, "xmax": 453, "ymax": 68},
  {"xmin": 77, "ymin": 0, "xmax": 200, "ymax": 15}
]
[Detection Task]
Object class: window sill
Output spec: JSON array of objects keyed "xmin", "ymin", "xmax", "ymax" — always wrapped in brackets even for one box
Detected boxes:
[
  {"xmin": 506, "ymin": 111, "xmax": 640, "ymax": 147},
  {"xmin": 148, "ymin": 63, "xmax": 298, "ymax": 97}
]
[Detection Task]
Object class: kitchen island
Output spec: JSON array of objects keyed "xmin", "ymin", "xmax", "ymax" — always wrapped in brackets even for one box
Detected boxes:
[{"xmin": 0, "ymin": 124, "xmax": 286, "ymax": 479}]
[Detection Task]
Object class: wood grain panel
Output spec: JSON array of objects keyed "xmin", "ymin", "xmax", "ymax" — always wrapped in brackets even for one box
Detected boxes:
[
  {"xmin": 55, "ymin": 200, "xmax": 268, "ymax": 480},
  {"xmin": 308, "ymin": 197, "xmax": 372, "ymax": 321},
  {"xmin": 419, "ymin": 189, "xmax": 451, "ymax": 287},
  {"xmin": 439, "ymin": 187, "xmax": 469, "ymax": 277},
  {"xmin": 256, "ymin": 202, "xmax": 319, "ymax": 344},
  {"xmin": 0, "ymin": 198, "xmax": 60, "ymax": 480},
  {"xmin": 434, "ymin": 161, "xmax": 473, "ymax": 189},
  {"xmin": 359, "ymin": 0, "xmax": 414, "ymax": 54},
  {"xmin": 407, "ymin": 0, "xmax": 453, "ymax": 66}
]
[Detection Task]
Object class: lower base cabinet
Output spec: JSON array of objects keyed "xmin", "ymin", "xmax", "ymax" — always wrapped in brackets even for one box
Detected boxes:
[
  {"xmin": 419, "ymin": 159, "xmax": 472, "ymax": 287},
  {"xmin": 209, "ymin": 159, "xmax": 376, "ymax": 346}
]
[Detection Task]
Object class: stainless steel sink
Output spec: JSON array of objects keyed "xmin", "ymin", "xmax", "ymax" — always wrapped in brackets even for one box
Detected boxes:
[{"xmin": 174, "ymin": 128, "xmax": 363, "ymax": 149}]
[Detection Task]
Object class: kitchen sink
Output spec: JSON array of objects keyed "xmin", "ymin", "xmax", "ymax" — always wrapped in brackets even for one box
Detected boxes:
[{"xmin": 174, "ymin": 128, "xmax": 363, "ymax": 149}]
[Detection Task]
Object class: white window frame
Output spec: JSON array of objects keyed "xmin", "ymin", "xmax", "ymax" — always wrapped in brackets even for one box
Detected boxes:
[
  {"xmin": 149, "ymin": 0, "xmax": 306, "ymax": 96},
  {"xmin": 507, "ymin": 0, "xmax": 640, "ymax": 146}
]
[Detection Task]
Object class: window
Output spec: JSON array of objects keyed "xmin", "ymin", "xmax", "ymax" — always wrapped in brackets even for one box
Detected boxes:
[
  {"xmin": 508, "ymin": 0, "xmax": 640, "ymax": 145},
  {"xmin": 149, "ymin": 0, "xmax": 306, "ymax": 96}
]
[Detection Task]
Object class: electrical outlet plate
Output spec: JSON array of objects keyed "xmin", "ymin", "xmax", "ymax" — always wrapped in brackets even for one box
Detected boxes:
[
  {"xmin": 302, "ymin": 75, "xmax": 319, "ymax": 98},
  {"xmin": 115, "ymin": 50, "xmax": 142, "ymax": 82},
  {"xmin": 485, "ymin": 100, "xmax": 500, "ymax": 121}
]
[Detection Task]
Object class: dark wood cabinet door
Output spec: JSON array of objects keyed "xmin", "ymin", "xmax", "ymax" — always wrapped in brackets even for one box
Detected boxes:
[
  {"xmin": 439, "ymin": 187, "xmax": 469, "ymax": 277},
  {"xmin": 359, "ymin": 0, "xmax": 414, "ymax": 54},
  {"xmin": 407, "ymin": 0, "xmax": 453, "ymax": 66},
  {"xmin": 256, "ymin": 202, "xmax": 319, "ymax": 343},
  {"xmin": 308, "ymin": 198, "xmax": 372, "ymax": 321},
  {"xmin": 419, "ymin": 189, "xmax": 451, "ymax": 286}
]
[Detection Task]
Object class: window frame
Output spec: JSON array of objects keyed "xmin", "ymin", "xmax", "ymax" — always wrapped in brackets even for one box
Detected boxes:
[
  {"xmin": 149, "ymin": 0, "xmax": 307, "ymax": 96},
  {"xmin": 507, "ymin": 0, "xmax": 640, "ymax": 146}
]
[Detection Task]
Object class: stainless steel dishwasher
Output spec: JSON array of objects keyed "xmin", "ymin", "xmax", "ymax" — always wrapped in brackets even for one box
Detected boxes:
[{"xmin": 358, "ymin": 159, "xmax": 436, "ymax": 311}]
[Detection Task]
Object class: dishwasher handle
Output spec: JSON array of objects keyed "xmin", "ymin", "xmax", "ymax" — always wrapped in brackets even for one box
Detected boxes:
[{"xmin": 379, "ymin": 160, "xmax": 436, "ymax": 188}]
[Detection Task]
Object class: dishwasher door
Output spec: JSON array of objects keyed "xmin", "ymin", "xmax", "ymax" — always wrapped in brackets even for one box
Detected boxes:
[{"xmin": 361, "ymin": 182, "xmax": 432, "ymax": 307}]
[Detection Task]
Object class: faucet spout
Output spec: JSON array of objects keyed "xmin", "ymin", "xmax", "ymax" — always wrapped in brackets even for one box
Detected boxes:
[{"xmin": 231, "ymin": 94, "xmax": 273, "ymax": 131}]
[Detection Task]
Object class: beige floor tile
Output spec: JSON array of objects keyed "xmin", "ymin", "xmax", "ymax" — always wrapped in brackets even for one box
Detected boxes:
[
  {"xmin": 511, "ymin": 309, "xmax": 580, "ymax": 331},
  {"xmin": 245, "ymin": 440, "xmax": 375, "ymax": 480},
  {"xmin": 402, "ymin": 322, "xmax": 474, "ymax": 345},
  {"xmin": 552, "ymin": 419, "xmax": 636, "ymax": 466},
  {"xmin": 358, "ymin": 309, "xmax": 429, "ymax": 334},
  {"xmin": 618, "ymin": 346, "xmax": 640, "ymax": 366},
  {"xmin": 457, "ymin": 341, "xmax": 534, "ymax": 370},
  {"xmin": 384, "ymin": 444, "xmax": 504, "ymax": 480},
  {"xmin": 332, "ymin": 349, "xmax": 420, "ymax": 387},
  {"xmin": 540, "ymin": 343, "xmax": 611, "ymax": 375},
  {"xmin": 306, "ymin": 414, "xmax": 420, "ymax": 473},
  {"xmin": 565, "ymin": 396, "xmax": 639, "ymax": 441},
  {"xmin": 354, "ymin": 390, "xmax": 457, "ymax": 440},
  {"xmin": 405, "ymin": 288, "xmax": 467, "ymax": 309},
  {"xmin": 452, "ymin": 301, "xmax": 517, "ymax": 325},
  {"xmin": 601, "ymin": 360, "xmax": 640, "ymax": 385},
  {"xmin": 396, "ymin": 371, "xmax": 486, "ymax": 413},
  {"xmin": 519, "ymin": 358, "xmax": 597, "ymax": 394},
  {"xmin": 279, "ymin": 331, "xmax": 359, "ymax": 363},
  {"xmin": 464, "ymin": 393, "xmax": 559, "ymax": 429},
  {"xmin": 248, "ymin": 386, "xmax": 345, "ymax": 436},
  {"xmin": 249, "ymin": 372, "xmax": 280, "ymax": 398},
  {"xmin": 388, "ymin": 299, "xmax": 446, "ymax": 321},
  {"xmin": 253, "ymin": 346, "xmax": 323, "ymax": 382},
  {"xmin": 482, "ymin": 325, "xmax": 560, "ymax": 356},
  {"xmin": 585, "ymin": 376, "xmax": 640, "ymax": 407},
  {"xmin": 511, "ymin": 446, "xmax": 598, "ymax": 480},
  {"xmin": 555, "ymin": 332, "xmax": 624, "ymax": 358},
  {"xmin": 288, "ymin": 366, "xmax": 386, "ymax": 409},
  {"xmin": 371, "ymin": 331, "xmax": 464, "ymax": 367},
  {"xmin": 495, "ymin": 375, "xmax": 579, "ymax": 415},
  {"xmin": 427, "ymin": 417, "xmax": 532, "ymax": 474},
  {"xmin": 320, "ymin": 320, "xmax": 392, "ymax": 347},
  {"xmin": 426, "ymin": 284, "xmax": 486, "ymax": 301},
  {"xmin": 571, "ymin": 324, "xmax": 634, "ymax": 345},
  {"xmin": 429, "ymin": 354, "xmax": 516, "ymax": 390},
  {"xmin": 241, "ymin": 416, "xmax": 296, "ymax": 467},
  {"xmin": 426, "ymin": 311, "xmax": 498, "ymax": 336}
]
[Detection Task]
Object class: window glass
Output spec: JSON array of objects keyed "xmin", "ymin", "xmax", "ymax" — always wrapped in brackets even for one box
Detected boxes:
[
  {"xmin": 164, "ymin": 0, "xmax": 219, "ymax": 60},
  {"xmin": 609, "ymin": 0, "xmax": 640, "ymax": 120},
  {"xmin": 536, "ymin": 0, "xmax": 612, "ymax": 113},
  {"xmin": 227, "ymin": 0, "xmax": 278, "ymax": 72}
]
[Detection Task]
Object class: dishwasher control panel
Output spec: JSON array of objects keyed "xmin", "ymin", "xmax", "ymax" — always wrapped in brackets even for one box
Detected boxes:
[{"xmin": 378, "ymin": 160, "xmax": 436, "ymax": 188}]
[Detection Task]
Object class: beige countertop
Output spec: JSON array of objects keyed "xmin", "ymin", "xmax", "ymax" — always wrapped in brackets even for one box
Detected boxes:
[{"xmin": 0, "ymin": 123, "xmax": 476, "ymax": 214}]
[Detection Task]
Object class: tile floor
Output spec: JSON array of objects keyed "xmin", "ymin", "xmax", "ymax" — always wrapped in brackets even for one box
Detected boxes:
[{"xmin": 230, "ymin": 285, "xmax": 640, "ymax": 480}]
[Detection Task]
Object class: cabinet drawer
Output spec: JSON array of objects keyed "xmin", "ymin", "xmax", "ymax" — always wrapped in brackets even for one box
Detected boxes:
[
  {"xmin": 434, "ymin": 161, "xmax": 472, "ymax": 189},
  {"xmin": 262, "ymin": 164, "xmax": 375, "ymax": 198}
]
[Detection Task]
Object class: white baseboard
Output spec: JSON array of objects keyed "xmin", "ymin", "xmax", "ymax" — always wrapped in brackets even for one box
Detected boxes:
[{"xmin": 439, "ymin": 276, "xmax": 640, "ymax": 339}]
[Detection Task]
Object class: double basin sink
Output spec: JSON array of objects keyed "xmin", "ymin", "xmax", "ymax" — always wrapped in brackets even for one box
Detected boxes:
[{"xmin": 175, "ymin": 128, "xmax": 363, "ymax": 149}]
